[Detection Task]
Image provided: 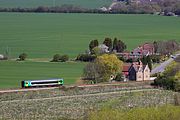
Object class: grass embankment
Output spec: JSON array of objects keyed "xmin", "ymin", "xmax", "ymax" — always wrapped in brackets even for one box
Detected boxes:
[
  {"xmin": 0, "ymin": 61, "xmax": 85, "ymax": 88},
  {"xmin": 0, "ymin": 0, "xmax": 112, "ymax": 9},
  {"xmin": 88, "ymin": 105, "xmax": 180, "ymax": 120},
  {"xmin": 0, "ymin": 89, "xmax": 178, "ymax": 120}
]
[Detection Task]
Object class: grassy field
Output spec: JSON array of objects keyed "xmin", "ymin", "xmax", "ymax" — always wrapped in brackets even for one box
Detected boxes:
[
  {"xmin": 0, "ymin": 61, "xmax": 85, "ymax": 88},
  {"xmin": 0, "ymin": 13, "xmax": 180, "ymax": 88},
  {"xmin": 0, "ymin": 0, "xmax": 112, "ymax": 8},
  {"xmin": 0, "ymin": 13, "xmax": 180, "ymax": 59}
]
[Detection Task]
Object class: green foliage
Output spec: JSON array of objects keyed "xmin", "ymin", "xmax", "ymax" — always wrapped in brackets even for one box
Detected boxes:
[
  {"xmin": 76, "ymin": 54, "xmax": 96, "ymax": 62},
  {"xmin": 153, "ymin": 61, "xmax": 180, "ymax": 91},
  {"xmin": 113, "ymin": 38, "xmax": 127, "ymax": 53},
  {"xmin": 18, "ymin": 53, "xmax": 27, "ymax": 61},
  {"xmin": 60, "ymin": 54, "xmax": 69, "ymax": 62},
  {"xmin": 83, "ymin": 54, "xmax": 123, "ymax": 83},
  {"xmin": 103, "ymin": 37, "xmax": 112, "ymax": 51},
  {"xmin": 91, "ymin": 47, "xmax": 100, "ymax": 56},
  {"xmin": 89, "ymin": 40, "xmax": 99, "ymax": 52},
  {"xmin": 51, "ymin": 54, "xmax": 69, "ymax": 62},
  {"xmin": 88, "ymin": 105, "xmax": 180, "ymax": 120},
  {"xmin": 141, "ymin": 55, "xmax": 152, "ymax": 71},
  {"xmin": 52, "ymin": 54, "xmax": 61, "ymax": 62},
  {"xmin": 151, "ymin": 55, "xmax": 160, "ymax": 63},
  {"xmin": 0, "ymin": 0, "xmax": 112, "ymax": 9},
  {"xmin": 114, "ymin": 73, "xmax": 124, "ymax": 81}
]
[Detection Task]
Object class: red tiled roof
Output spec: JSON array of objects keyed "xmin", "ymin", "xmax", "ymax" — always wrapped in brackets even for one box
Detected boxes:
[{"xmin": 122, "ymin": 64, "xmax": 132, "ymax": 72}]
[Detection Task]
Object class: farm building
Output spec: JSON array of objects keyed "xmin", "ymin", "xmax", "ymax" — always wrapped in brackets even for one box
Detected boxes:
[
  {"xmin": 122, "ymin": 61, "xmax": 150, "ymax": 81},
  {"xmin": 117, "ymin": 43, "xmax": 155, "ymax": 59}
]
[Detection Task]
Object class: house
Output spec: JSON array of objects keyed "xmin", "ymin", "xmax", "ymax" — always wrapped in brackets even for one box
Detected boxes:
[
  {"xmin": 116, "ymin": 43, "xmax": 155, "ymax": 60},
  {"xmin": 122, "ymin": 61, "xmax": 150, "ymax": 81},
  {"xmin": 98, "ymin": 44, "xmax": 109, "ymax": 53},
  {"xmin": 132, "ymin": 43, "xmax": 155, "ymax": 56},
  {"xmin": 0, "ymin": 54, "xmax": 4, "ymax": 60}
]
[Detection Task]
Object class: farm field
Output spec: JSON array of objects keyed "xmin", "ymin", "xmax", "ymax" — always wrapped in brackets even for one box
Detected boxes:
[
  {"xmin": 0, "ymin": 89, "xmax": 177, "ymax": 119},
  {"xmin": 0, "ymin": 61, "xmax": 85, "ymax": 88},
  {"xmin": 0, "ymin": 13, "xmax": 180, "ymax": 59},
  {"xmin": 0, "ymin": 13, "xmax": 180, "ymax": 88},
  {"xmin": 0, "ymin": 0, "xmax": 112, "ymax": 8}
]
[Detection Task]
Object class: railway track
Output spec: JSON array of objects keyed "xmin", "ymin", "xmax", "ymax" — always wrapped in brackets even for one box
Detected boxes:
[
  {"xmin": 0, "ymin": 89, "xmax": 158, "ymax": 103},
  {"xmin": 0, "ymin": 81, "xmax": 154, "ymax": 93}
]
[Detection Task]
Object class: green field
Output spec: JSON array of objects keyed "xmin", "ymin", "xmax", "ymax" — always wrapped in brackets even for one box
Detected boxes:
[
  {"xmin": 0, "ymin": 0, "xmax": 112, "ymax": 8},
  {"xmin": 0, "ymin": 13, "xmax": 180, "ymax": 59},
  {"xmin": 0, "ymin": 13, "xmax": 180, "ymax": 88},
  {"xmin": 0, "ymin": 61, "xmax": 85, "ymax": 88}
]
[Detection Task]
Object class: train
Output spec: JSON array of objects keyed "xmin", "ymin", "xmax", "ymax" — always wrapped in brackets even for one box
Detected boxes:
[{"xmin": 21, "ymin": 78, "xmax": 64, "ymax": 88}]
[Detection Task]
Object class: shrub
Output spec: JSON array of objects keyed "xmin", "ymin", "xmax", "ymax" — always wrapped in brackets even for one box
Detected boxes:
[
  {"xmin": 18, "ymin": 53, "xmax": 27, "ymax": 61},
  {"xmin": 114, "ymin": 73, "xmax": 124, "ymax": 81},
  {"xmin": 60, "ymin": 55, "xmax": 69, "ymax": 62},
  {"xmin": 51, "ymin": 54, "xmax": 69, "ymax": 62},
  {"xmin": 51, "ymin": 54, "xmax": 61, "ymax": 62},
  {"xmin": 76, "ymin": 54, "xmax": 96, "ymax": 62}
]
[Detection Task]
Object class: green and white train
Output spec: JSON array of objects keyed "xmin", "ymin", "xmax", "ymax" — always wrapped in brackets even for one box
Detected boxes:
[{"xmin": 21, "ymin": 78, "xmax": 64, "ymax": 88}]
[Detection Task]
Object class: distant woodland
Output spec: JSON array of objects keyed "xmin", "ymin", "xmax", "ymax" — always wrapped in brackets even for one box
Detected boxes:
[{"xmin": 0, "ymin": 0, "xmax": 180, "ymax": 15}]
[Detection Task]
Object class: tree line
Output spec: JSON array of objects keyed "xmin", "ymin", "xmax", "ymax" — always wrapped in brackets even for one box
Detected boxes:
[{"xmin": 0, "ymin": 0, "xmax": 180, "ymax": 15}]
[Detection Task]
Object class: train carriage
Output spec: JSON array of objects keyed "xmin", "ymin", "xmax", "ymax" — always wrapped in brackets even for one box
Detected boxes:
[{"xmin": 21, "ymin": 79, "xmax": 64, "ymax": 88}]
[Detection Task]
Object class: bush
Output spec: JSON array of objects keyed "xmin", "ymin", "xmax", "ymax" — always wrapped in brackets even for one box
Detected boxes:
[
  {"xmin": 18, "ymin": 53, "xmax": 27, "ymax": 61},
  {"xmin": 51, "ymin": 54, "xmax": 69, "ymax": 62},
  {"xmin": 76, "ymin": 54, "xmax": 96, "ymax": 62},
  {"xmin": 60, "ymin": 55, "xmax": 69, "ymax": 62},
  {"xmin": 114, "ymin": 73, "xmax": 124, "ymax": 81},
  {"xmin": 51, "ymin": 54, "xmax": 61, "ymax": 62}
]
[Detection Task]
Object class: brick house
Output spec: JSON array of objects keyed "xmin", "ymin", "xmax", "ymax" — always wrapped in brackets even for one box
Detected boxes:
[
  {"xmin": 122, "ymin": 61, "xmax": 150, "ymax": 81},
  {"xmin": 116, "ymin": 43, "xmax": 155, "ymax": 60},
  {"xmin": 132, "ymin": 43, "xmax": 155, "ymax": 56}
]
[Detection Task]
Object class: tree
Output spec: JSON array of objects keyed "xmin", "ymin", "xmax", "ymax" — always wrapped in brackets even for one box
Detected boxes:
[
  {"xmin": 147, "ymin": 55, "xmax": 152, "ymax": 71},
  {"xmin": 76, "ymin": 54, "xmax": 96, "ymax": 62},
  {"xmin": 153, "ymin": 61, "xmax": 180, "ymax": 91},
  {"xmin": 113, "ymin": 38, "xmax": 118, "ymax": 52},
  {"xmin": 113, "ymin": 39, "xmax": 127, "ymax": 53},
  {"xmin": 103, "ymin": 37, "xmax": 112, "ymax": 51},
  {"xmin": 91, "ymin": 47, "xmax": 100, "ymax": 56},
  {"xmin": 83, "ymin": 54, "xmax": 123, "ymax": 83},
  {"xmin": 60, "ymin": 55, "xmax": 69, "ymax": 62},
  {"xmin": 18, "ymin": 53, "xmax": 27, "ymax": 61},
  {"xmin": 89, "ymin": 40, "xmax": 99, "ymax": 52},
  {"xmin": 114, "ymin": 73, "xmax": 124, "ymax": 81},
  {"xmin": 153, "ymin": 41, "xmax": 158, "ymax": 53},
  {"xmin": 141, "ymin": 55, "xmax": 152, "ymax": 71},
  {"xmin": 51, "ymin": 54, "xmax": 61, "ymax": 62}
]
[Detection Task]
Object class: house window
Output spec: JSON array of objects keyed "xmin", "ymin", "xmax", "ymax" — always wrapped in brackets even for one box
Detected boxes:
[{"xmin": 146, "ymin": 75, "xmax": 148, "ymax": 78}]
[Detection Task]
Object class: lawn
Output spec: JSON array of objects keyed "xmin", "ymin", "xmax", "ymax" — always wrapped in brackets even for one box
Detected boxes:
[
  {"xmin": 0, "ymin": 13, "xmax": 180, "ymax": 59},
  {"xmin": 0, "ymin": 61, "xmax": 85, "ymax": 88},
  {"xmin": 0, "ymin": 0, "xmax": 112, "ymax": 8}
]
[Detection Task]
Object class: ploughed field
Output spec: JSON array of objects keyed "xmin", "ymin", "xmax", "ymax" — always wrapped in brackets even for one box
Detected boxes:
[
  {"xmin": 0, "ymin": 13, "xmax": 180, "ymax": 88},
  {"xmin": 0, "ymin": 0, "xmax": 112, "ymax": 9}
]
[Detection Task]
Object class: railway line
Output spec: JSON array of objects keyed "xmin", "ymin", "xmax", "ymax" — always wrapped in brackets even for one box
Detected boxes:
[
  {"xmin": 0, "ymin": 88, "xmax": 158, "ymax": 103},
  {"xmin": 0, "ymin": 81, "xmax": 154, "ymax": 94}
]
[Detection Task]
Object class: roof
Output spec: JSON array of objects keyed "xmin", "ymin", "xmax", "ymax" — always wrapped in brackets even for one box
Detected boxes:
[{"xmin": 122, "ymin": 64, "xmax": 132, "ymax": 72}]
